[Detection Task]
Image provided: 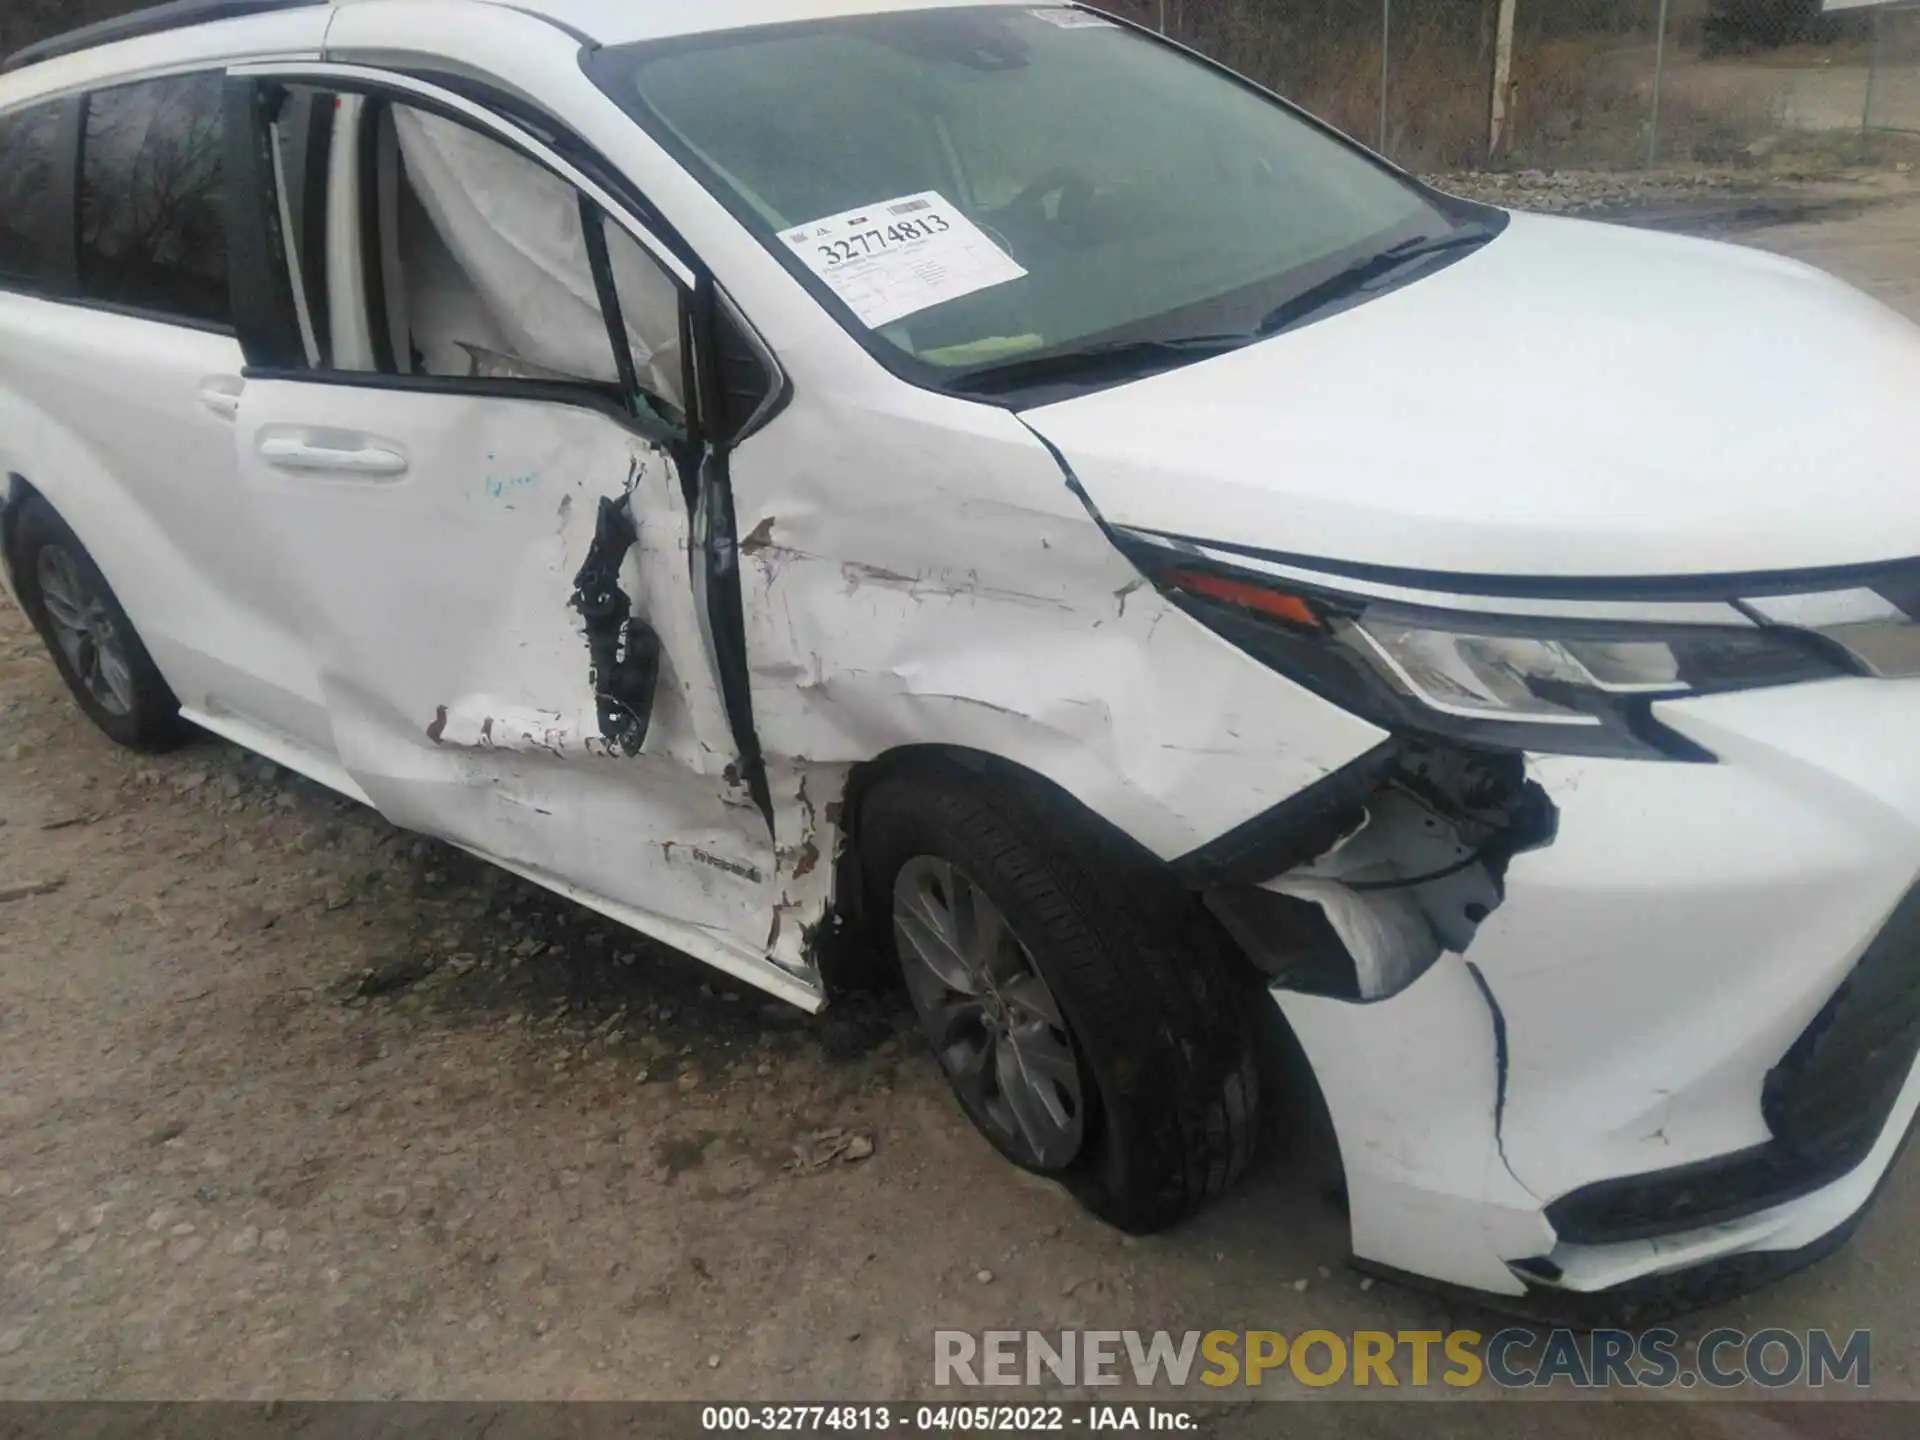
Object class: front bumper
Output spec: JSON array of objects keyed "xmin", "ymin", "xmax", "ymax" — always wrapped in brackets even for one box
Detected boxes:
[{"xmin": 1274, "ymin": 674, "xmax": 1920, "ymax": 1306}]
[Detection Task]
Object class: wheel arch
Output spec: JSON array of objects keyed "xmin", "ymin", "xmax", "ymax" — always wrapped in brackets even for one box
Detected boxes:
[
  {"xmin": 0, "ymin": 472, "xmax": 43, "ymax": 607},
  {"xmin": 820, "ymin": 742, "xmax": 1223, "ymax": 997},
  {"xmin": 0, "ymin": 396, "xmax": 155, "ymax": 622},
  {"xmin": 820, "ymin": 739, "xmax": 1333, "ymax": 1173}
]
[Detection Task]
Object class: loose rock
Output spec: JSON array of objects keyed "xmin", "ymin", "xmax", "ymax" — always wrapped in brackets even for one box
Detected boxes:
[{"xmin": 0, "ymin": 877, "xmax": 66, "ymax": 905}]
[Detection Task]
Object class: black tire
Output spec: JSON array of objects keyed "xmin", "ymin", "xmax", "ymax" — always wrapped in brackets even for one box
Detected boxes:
[
  {"xmin": 9, "ymin": 495, "xmax": 190, "ymax": 752},
  {"xmin": 861, "ymin": 758, "xmax": 1262, "ymax": 1233}
]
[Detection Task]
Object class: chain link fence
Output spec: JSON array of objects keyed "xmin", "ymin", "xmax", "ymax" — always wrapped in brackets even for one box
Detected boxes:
[
  {"xmin": 5, "ymin": 1, "xmax": 1918, "ymax": 176},
  {"xmin": 0, "ymin": 1, "xmax": 138, "ymax": 65},
  {"xmin": 1098, "ymin": 0, "xmax": 1920, "ymax": 171}
]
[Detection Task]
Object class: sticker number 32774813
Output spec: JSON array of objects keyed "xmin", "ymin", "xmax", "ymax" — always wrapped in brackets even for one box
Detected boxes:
[
  {"xmin": 778, "ymin": 192, "xmax": 1028, "ymax": 330},
  {"xmin": 813, "ymin": 208, "xmax": 948, "ymax": 267}
]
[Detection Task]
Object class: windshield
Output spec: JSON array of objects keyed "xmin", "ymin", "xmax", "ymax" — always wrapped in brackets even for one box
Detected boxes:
[{"xmin": 592, "ymin": 6, "xmax": 1481, "ymax": 401}]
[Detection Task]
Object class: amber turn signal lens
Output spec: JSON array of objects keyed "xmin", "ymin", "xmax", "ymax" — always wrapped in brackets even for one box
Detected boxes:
[{"xmin": 1164, "ymin": 568, "xmax": 1322, "ymax": 629}]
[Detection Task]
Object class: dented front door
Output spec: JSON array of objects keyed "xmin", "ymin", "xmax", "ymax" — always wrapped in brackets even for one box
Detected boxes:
[{"xmin": 233, "ymin": 379, "xmax": 791, "ymax": 986}]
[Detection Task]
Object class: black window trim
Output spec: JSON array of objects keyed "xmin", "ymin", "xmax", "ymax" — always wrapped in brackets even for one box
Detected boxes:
[
  {"xmin": 714, "ymin": 287, "xmax": 789, "ymax": 448},
  {"xmin": 579, "ymin": 189, "xmax": 644, "ymax": 406},
  {"xmin": 225, "ymin": 65, "xmax": 724, "ymax": 447},
  {"xmin": 225, "ymin": 75, "xmax": 307, "ymax": 365},
  {"xmin": 356, "ymin": 92, "xmax": 399, "ymax": 375}
]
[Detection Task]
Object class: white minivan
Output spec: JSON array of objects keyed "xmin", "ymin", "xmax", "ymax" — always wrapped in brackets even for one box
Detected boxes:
[{"xmin": 6, "ymin": 0, "xmax": 1920, "ymax": 1315}]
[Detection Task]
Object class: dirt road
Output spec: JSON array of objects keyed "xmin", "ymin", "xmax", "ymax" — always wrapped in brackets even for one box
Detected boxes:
[{"xmin": 5, "ymin": 185, "xmax": 1920, "ymax": 1407}]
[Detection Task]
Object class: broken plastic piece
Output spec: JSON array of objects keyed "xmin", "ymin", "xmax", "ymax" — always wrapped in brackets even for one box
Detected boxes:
[
  {"xmin": 1214, "ymin": 744, "xmax": 1557, "ymax": 1002},
  {"xmin": 570, "ymin": 493, "xmax": 661, "ymax": 757}
]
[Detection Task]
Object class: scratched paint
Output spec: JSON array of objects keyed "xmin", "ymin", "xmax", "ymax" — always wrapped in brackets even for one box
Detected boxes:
[
  {"xmin": 724, "ymin": 386, "xmax": 1386, "ymax": 866},
  {"xmin": 481, "ymin": 471, "xmax": 540, "ymax": 503}
]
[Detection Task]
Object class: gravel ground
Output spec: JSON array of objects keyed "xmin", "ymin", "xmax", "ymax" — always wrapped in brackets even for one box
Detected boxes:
[
  {"xmin": 1431, "ymin": 162, "xmax": 1920, "ymax": 239},
  {"xmin": 5, "ymin": 173, "xmax": 1920, "ymax": 1410}
]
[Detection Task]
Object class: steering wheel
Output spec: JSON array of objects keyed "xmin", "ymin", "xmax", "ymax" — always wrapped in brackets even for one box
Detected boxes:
[{"xmin": 1002, "ymin": 166, "xmax": 1099, "ymax": 246}]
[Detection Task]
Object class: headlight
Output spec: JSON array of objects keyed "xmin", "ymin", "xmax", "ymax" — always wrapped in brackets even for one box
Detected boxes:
[
  {"xmin": 1117, "ymin": 533, "xmax": 1917, "ymax": 761},
  {"xmin": 1326, "ymin": 607, "xmax": 1841, "ymax": 758}
]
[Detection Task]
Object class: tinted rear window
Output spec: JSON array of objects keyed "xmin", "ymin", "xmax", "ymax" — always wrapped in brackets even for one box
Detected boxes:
[
  {"xmin": 80, "ymin": 73, "xmax": 230, "ymax": 326},
  {"xmin": 0, "ymin": 102, "xmax": 65, "ymax": 287}
]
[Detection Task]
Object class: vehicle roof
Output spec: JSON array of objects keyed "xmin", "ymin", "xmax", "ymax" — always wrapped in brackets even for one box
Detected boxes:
[
  {"xmin": 0, "ymin": 0, "xmax": 1061, "ymax": 108},
  {"xmin": 436, "ymin": 0, "xmax": 1038, "ymax": 46}
]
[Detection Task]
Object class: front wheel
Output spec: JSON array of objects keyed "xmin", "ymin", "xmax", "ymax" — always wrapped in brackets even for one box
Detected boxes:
[{"xmin": 862, "ymin": 761, "xmax": 1261, "ymax": 1233}]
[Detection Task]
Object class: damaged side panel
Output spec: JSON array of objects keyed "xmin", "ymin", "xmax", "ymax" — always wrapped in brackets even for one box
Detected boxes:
[
  {"xmin": 1204, "ymin": 735, "xmax": 1564, "ymax": 1290},
  {"xmin": 723, "ymin": 386, "xmax": 1392, "ymax": 870},
  {"xmin": 235, "ymin": 381, "xmax": 815, "ymax": 1005},
  {"xmin": 1208, "ymin": 744, "xmax": 1559, "ymax": 1002},
  {"xmin": 570, "ymin": 481, "xmax": 662, "ymax": 758},
  {"xmin": 1276, "ymin": 957, "xmax": 1555, "ymax": 1295}
]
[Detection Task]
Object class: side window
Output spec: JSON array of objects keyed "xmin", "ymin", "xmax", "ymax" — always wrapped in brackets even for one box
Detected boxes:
[
  {"xmin": 382, "ymin": 105, "xmax": 621, "ymax": 386},
  {"xmin": 712, "ymin": 301, "xmax": 777, "ymax": 442},
  {"xmin": 0, "ymin": 102, "xmax": 65, "ymax": 289},
  {"xmin": 263, "ymin": 92, "xmax": 688, "ymax": 425},
  {"xmin": 79, "ymin": 73, "xmax": 229, "ymax": 326},
  {"xmin": 605, "ymin": 222, "xmax": 687, "ymax": 418}
]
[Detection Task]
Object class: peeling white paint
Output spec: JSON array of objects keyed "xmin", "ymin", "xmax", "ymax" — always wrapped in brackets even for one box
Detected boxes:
[
  {"xmin": 727, "ymin": 383, "xmax": 1387, "ymax": 868},
  {"xmin": 229, "ymin": 382, "xmax": 809, "ymax": 1003}
]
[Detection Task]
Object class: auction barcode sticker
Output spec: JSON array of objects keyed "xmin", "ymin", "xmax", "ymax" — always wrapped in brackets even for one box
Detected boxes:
[{"xmin": 778, "ymin": 191, "xmax": 1028, "ymax": 330}]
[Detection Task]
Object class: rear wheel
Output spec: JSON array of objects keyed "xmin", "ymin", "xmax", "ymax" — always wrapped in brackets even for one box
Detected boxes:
[
  {"xmin": 9, "ymin": 496, "xmax": 189, "ymax": 752},
  {"xmin": 862, "ymin": 760, "xmax": 1261, "ymax": 1233}
]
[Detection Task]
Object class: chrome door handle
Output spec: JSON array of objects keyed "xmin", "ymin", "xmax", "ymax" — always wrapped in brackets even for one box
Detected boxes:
[{"xmin": 258, "ymin": 436, "xmax": 410, "ymax": 477}]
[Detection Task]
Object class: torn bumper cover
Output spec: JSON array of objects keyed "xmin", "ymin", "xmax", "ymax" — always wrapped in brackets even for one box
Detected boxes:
[{"xmin": 1234, "ymin": 674, "xmax": 1920, "ymax": 1305}]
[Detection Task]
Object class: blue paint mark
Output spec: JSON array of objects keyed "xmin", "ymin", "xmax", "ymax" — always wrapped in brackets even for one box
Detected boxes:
[{"xmin": 483, "ymin": 472, "xmax": 539, "ymax": 501}]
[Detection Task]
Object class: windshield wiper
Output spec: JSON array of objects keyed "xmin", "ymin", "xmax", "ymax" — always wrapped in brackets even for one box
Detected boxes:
[
  {"xmin": 941, "ymin": 223, "xmax": 1498, "ymax": 398},
  {"xmin": 946, "ymin": 333, "xmax": 1256, "ymax": 397},
  {"xmin": 1257, "ymin": 224, "xmax": 1499, "ymax": 336}
]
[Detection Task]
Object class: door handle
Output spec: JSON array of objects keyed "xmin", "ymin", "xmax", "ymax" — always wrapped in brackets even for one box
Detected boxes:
[
  {"xmin": 197, "ymin": 378, "xmax": 244, "ymax": 421},
  {"xmin": 258, "ymin": 435, "xmax": 410, "ymax": 478}
]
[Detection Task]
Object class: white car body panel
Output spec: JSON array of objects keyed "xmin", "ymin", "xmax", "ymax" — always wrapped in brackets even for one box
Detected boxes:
[
  {"xmin": 1545, "ymin": 1055, "xmax": 1920, "ymax": 1292},
  {"xmin": 318, "ymin": 2, "xmax": 1392, "ymax": 861},
  {"xmin": 1277, "ymin": 956, "xmax": 1554, "ymax": 1296},
  {"xmin": 0, "ymin": 294, "xmax": 332, "ymax": 751},
  {"xmin": 1024, "ymin": 210, "xmax": 1920, "ymax": 578},
  {"xmin": 724, "ymin": 379, "xmax": 1391, "ymax": 864},
  {"xmin": 230, "ymin": 379, "xmax": 795, "ymax": 963},
  {"xmin": 1282, "ymin": 678, "xmax": 1920, "ymax": 1292}
]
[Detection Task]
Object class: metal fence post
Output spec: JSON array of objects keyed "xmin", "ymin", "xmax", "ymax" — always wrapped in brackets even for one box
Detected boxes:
[
  {"xmin": 1490, "ymin": 0, "xmax": 1518, "ymax": 159},
  {"xmin": 1863, "ymin": 6, "xmax": 1884, "ymax": 140},
  {"xmin": 1157, "ymin": 0, "xmax": 1166, "ymax": 35},
  {"xmin": 1380, "ymin": 0, "xmax": 1392, "ymax": 154},
  {"xmin": 1647, "ymin": 0, "xmax": 1670, "ymax": 168}
]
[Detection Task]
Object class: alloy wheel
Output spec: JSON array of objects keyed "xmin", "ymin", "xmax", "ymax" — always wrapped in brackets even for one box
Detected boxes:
[
  {"xmin": 36, "ymin": 543, "xmax": 134, "ymax": 717},
  {"xmin": 893, "ymin": 855, "xmax": 1086, "ymax": 1170}
]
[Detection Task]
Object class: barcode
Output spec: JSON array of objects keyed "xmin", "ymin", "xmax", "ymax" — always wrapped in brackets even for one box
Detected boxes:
[{"xmin": 888, "ymin": 198, "xmax": 934, "ymax": 215}]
